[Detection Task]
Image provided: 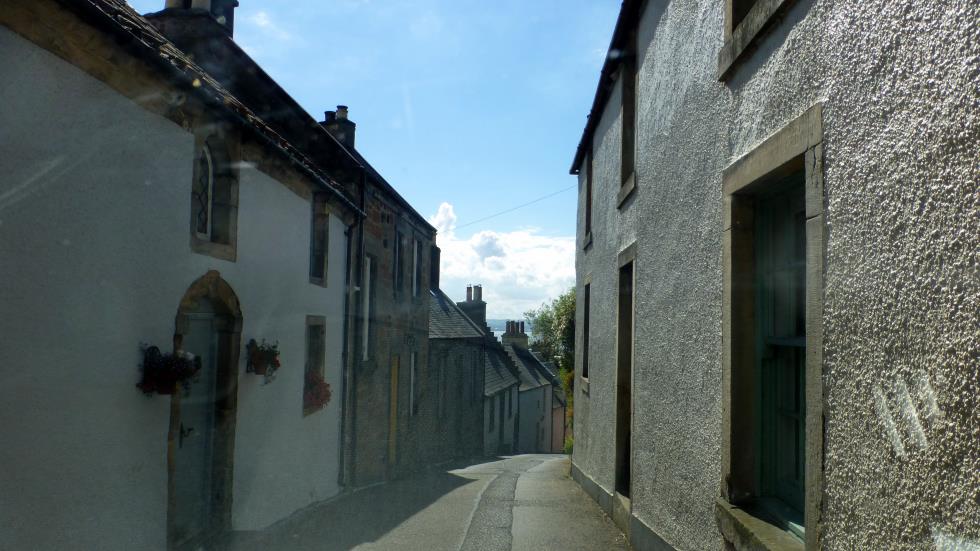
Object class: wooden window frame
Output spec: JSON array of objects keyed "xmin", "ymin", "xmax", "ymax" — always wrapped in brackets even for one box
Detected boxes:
[
  {"xmin": 309, "ymin": 193, "xmax": 330, "ymax": 286},
  {"xmin": 412, "ymin": 238, "xmax": 422, "ymax": 299},
  {"xmin": 393, "ymin": 229, "xmax": 404, "ymax": 298},
  {"xmin": 189, "ymin": 131, "xmax": 239, "ymax": 262},
  {"xmin": 717, "ymin": 0, "xmax": 797, "ymax": 80},
  {"xmin": 303, "ymin": 316, "xmax": 327, "ymax": 416},
  {"xmin": 718, "ymin": 104, "xmax": 824, "ymax": 551},
  {"xmin": 361, "ymin": 255, "xmax": 376, "ymax": 363}
]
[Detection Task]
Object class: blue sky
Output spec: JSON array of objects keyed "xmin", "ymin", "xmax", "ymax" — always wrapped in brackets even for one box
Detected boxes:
[{"xmin": 129, "ymin": 0, "xmax": 619, "ymax": 317}]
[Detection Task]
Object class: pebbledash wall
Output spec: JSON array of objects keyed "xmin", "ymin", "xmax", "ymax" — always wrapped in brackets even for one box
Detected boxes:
[
  {"xmin": 0, "ymin": 25, "xmax": 349, "ymax": 549},
  {"xmin": 573, "ymin": 0, "xmax": 978, "ymax": 550}
]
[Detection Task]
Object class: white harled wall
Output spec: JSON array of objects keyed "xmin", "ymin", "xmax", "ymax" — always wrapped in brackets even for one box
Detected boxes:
[{"xmin": 0, "ymin": 25, "xmax": 347, "ymax": 550}]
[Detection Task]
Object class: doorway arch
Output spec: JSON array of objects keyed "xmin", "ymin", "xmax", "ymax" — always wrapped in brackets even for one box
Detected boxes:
[{"xmin": 168, "ymin": 270, "xmax": 243, "ymax": 550}]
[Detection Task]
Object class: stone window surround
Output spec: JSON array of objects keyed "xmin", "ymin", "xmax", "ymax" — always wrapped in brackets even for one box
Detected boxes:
[
  {"xmin": 615, "ymin": 241, "xmax": 637, "ymax": 503},
  {"xmin": 718, "ymin": 103, "xmax": 824, "ymax": 551},
  {"xmin": 618, "ymin": 43, "xmax": 639, "ymax": 209},
  {"xmin": 189, "ymin": 130, "xmax": 239, "ymax": 262},
  {"xmin": 583, "ymin": 147, "xmax": 594, "ymax": 251},
  {"xmin": 717, "ymin": 0, "xmax": 797, "ymax": 80}
]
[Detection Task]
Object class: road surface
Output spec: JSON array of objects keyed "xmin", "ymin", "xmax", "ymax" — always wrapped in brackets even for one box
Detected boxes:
[{"xmin": 226, "ymin": 454, "xmax": 630, "ymax": 551}]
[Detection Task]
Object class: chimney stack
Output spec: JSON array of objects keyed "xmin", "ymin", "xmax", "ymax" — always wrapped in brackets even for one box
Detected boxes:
[
  {"xmin": 320, "ymin": 104, "xmax": 356, "ymax": 149},
  {"xmin": 156, "ymin": 0, "xmax": 238, "ymax": 35},
  {"xmin": 501, "ymin": 319, "xmax": 529, "ymax": 350},
  {"xmin": 457, "ymin": 283, "xmax": 488, "ymax": 334}
]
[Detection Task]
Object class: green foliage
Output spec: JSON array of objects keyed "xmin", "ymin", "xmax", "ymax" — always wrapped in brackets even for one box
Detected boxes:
[
  {"xmin": 525, "ymin": 287, "xmax": 576, "ymax": 429},
  {"xmin": 563, "ymin": 435, "xmax": 574, "ymax": 455}
]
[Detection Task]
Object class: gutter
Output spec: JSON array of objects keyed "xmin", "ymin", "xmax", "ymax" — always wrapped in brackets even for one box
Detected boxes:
[{"xmin": 63, "ymin": 0, "xmax": 364, "ymax": 217}]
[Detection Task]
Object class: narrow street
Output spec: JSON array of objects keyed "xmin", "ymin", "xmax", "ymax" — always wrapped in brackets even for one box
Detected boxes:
[{"xmin": 226, "ymin": 455, "xmax": 630, "ymax": 551}]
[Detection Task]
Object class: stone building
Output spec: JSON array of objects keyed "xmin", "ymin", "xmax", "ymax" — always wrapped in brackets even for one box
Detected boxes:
[
  {"xmin": 0, "ymin": 0, "xmax": 436, "ymax": 549},
  {"xmin": 483, "ymin": 344, "xmax": 521, "ymax": 456},
  {"xmin": 570, "ymin": 1, "xmax": 979, "ymax": 550},
  {"xmin": 503, "ymin": 322, "xmax": 564, "ymax": 454},
  {"xmin": 428, "ymin": 288, "xmax": 488, "ymax": 461},
  {"xmin": 318, "ymin": 108, "xmax": 438, "ymax": 485},
  {"xmin": 145, "ymin": 0, "xmax": 439, "ymax": 488}
]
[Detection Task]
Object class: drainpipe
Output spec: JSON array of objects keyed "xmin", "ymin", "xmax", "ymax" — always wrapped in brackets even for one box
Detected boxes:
[
  {"xmin": 337, "ymin": 220, "xmax": 354, "ymax": 488},
  {"xmin": 341, "ymin": 167, "xmax": 368, "ymax": 488}
]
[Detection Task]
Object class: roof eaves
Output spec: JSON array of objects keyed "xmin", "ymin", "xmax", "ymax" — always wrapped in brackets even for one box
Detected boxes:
[
  {"xmin": 62, "ymin": 0, "xmax": 364, "ymax": 218},
  {"xmin": 569, "ymin": 0, "xmax": 645, "ymax": 175}
]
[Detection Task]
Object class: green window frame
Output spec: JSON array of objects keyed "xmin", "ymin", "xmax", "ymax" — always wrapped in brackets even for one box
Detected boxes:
[{"xmin": 754, "ymin": 176, "xmax": 807, "ymax": 538}]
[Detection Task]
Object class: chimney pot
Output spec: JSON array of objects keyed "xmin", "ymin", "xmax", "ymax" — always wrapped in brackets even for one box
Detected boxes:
[
  {"xmin": 520, "ymin": 321, "xmax": 525, "ymax": 334},
  {"xmin": 474, "ymin": 285, "xmax": 483, "ymax": 302},
  {"xmin": 336, "ymin": 105, "xmax": 349, "ymax": 120},
  {"xmin": 466, "ymin": 285, "xmax": 473, "ymax": 302},
  {"xmin": 324, "ymin": 110, "xmax": 336, "ymax": 122}
]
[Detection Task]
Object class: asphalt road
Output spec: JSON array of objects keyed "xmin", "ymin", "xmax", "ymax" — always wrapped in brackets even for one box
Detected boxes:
[{"xmin": 226, "ymin": 454, "xmax": 630, "ymax": 551}]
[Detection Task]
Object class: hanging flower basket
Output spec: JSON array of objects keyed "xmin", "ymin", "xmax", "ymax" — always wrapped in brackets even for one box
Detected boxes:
[
  {"xmin": 246, "ymin": 339, "xmax": 281, "ymax": 383},
  {"xmin": 137, "ymin": 344, "xmax": 200, "ymax": 396},
  {"xmin": 303, "ymin": 370, "xmax": 332, "ymax": 413}
]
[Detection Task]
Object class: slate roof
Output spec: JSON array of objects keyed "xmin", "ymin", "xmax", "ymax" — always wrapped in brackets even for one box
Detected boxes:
[
  {"xmin": 429, "ymin": 289, "xmax": 484, "ymax": 339},
  {"xmin": 57, "ymin": 0, "xmax": 360, "ymax": 216},
  {"xmin": 505, "ymin": 344, "xmax": 559, "ymax": 392},
  {"xmin": 485, "ymin": 345, "xmax": 520, "ymax": 397}
]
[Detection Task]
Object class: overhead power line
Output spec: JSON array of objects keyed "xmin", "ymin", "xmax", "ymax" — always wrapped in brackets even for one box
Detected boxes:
[{"xmin": 456, "ymin": 185, "xmax": 576, "ymax": 229}]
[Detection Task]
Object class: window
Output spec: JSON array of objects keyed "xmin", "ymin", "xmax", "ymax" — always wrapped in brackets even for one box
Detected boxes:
[
  {"xmin": 310, "ymin": 193, "xmax": 329, "ymax": 285},
  {"xmin": 731, "ymin": 0, "xmax": 757, "ymax": 29},
  {"xmin": 489, "ymin": 396, "xmax": 495, "ymax": 431},
  {"xmin": 755, "ymin": 179, "xmax": 806, "ymax": 536},
  {"xmin": 582, "ymin": 283, "xmax": 591, "ymax": 380},
  {"xmin": 472, "ymin": 355, "xmax": 481, "ymax": 400},
  {"xmin": 412, "ymin": 238, "xmax": 422, "ymax": 298},
  {"xmin": 718, "ymin": 0, "xmax": 795, "ymax": 79},
  {"xmin": 393, "ymin": 230, "xmax": 404, "ymax": 297},
  {"xmin": 616, "ymin": 244, "xmax": 636, "ymax": 499},
  {"xmin": 361, "ymin": 256, "xmax": 375, "ymax": 362},
  {"xmin": 193, "ymin": 145, "xmax": 214, "ymax": 240},
  {"xmin": 618, "ymin": 27, "xmax": 638, "ymax": 209},
  {"xmin": 410, "ymin": 351, "xmax": 419, "ymax": 416},
  {"xmin": 190, "ymin": 134, "xmax": 238, "ymax": 260},
  {"xmin": 583, "ymin": 148, "xmax": 594, "ymax": 247},
  {"xmin": 438, "ymin": 356, "xmax": 447, "ymax": 419},
  {"xmin": 719, "ymin": 104, "xmax": 825, "ymax": 549},
  {"xmin": 303, "ymin": 316, "xmax": 327, "ymax": 416}
]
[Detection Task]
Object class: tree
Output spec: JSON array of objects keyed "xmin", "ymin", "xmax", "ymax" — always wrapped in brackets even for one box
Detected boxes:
[{"xmin": 524, "ymin": 287, "xmax": 576, "ymax": 450}]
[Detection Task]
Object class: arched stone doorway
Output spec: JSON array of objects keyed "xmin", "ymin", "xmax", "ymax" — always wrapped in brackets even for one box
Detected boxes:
[{"xmin": 168, "ymin": 270, "xmax": 242, "ymax": 550}]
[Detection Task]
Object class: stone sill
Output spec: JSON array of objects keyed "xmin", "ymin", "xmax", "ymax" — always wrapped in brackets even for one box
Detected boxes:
[
  {"xmin": 717, "ymin": 0, "xmax": 795, "ymax": 80},
  {"xmin": 715, "ymin": 497, "xmax": 803, "ymax": 551},
  {"xmin": 191, "ymin": 237, "xmax": 237, "ymax": 262},
  {"xmin": 617, "ymin": 172, "xmax": 636, "ymax": 209},
  {"xmin": 579, "ymin": 377, "xmax": 590, "ymax": 396},
  {"xmin": 582, "ymin": 231, "xmax": 593, "ymax": 251}
]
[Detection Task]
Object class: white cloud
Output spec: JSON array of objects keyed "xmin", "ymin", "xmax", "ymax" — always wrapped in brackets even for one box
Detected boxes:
[
  {"xmin": 429, "ymin": 203, "xmax": 575, "ymax": 319},
  {"xmin": 247, "ymin": 11, "xmax": 293, "ymax": 42}
]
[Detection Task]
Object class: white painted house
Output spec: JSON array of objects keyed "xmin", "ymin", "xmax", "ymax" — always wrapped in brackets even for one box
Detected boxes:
[{"xmin": 0, "ymin": 1, "xmax": 361, "ymax": 549}]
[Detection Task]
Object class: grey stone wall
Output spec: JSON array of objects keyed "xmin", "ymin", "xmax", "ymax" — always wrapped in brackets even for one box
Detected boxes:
[{"xmin": 574, "ymin": 0, "xmax": 979, "ymax": 549}]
